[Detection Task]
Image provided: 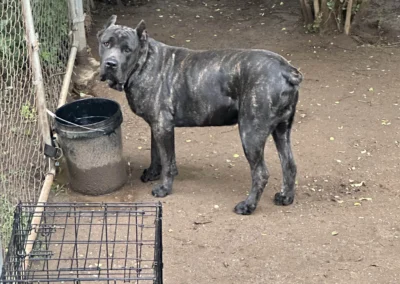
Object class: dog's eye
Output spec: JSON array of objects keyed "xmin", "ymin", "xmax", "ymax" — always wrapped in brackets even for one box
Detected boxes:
[
  {"xmin": 123, "ymin": 48, "xmax": 131, "ymax": 54},
  {"xmin": 103, "ymin": 42, "xmax": 110, "ymax": 48}
]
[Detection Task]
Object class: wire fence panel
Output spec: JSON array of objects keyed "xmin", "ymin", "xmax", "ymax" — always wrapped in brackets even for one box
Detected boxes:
[{"xmin": 0, "ymin": 0, "xmax": 71, "ymax": 255}]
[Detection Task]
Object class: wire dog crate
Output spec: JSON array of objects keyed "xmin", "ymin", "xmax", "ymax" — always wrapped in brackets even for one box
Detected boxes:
[{"xmin": 1, "ymin": 202, "xmax": 163, "ymax": 283}]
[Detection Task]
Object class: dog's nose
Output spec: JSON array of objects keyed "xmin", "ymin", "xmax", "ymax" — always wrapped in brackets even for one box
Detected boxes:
[{"xmin": 105, "ymin": 59, "xmax": 118, "ymax": 69}]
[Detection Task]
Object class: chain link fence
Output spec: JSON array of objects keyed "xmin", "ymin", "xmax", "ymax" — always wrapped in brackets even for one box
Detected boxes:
[{"xmin": 0, "ymin": 0, "xmax": 72, "ymax": 255}]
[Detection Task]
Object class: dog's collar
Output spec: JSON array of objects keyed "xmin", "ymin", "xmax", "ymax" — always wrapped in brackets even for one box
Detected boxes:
[{"xmin": 124, "ymin": 41, "xmax": 150, "ymax": 89}]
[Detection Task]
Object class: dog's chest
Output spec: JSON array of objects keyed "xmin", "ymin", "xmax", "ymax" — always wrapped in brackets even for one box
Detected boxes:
[
  {"xmin": 124, "ymin": 83, "xmax": 164, "ymax": 122},
  {"xmin": 124, "ymin": 88, "xmax": 148, "ymax": 118}
]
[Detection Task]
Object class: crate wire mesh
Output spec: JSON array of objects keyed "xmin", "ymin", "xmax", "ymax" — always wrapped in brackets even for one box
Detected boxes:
[
  {"xmin": 1, "ymin": 203, "xmax": 163, "ymax": 283},
  {"xmin": 0, "ymin": 0, "xmax": 71, "ymax": 252}
]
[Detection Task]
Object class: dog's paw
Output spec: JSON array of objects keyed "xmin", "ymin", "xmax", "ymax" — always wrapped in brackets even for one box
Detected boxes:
[
  {"xmin": 273, "ymin": 192, "xmax": 294, "ymax": 206},
  {"xmin": 141, "ymin": 167, "xmax": 161, "ymax": 183},
  {"xmin": 234, "ymin": 201, "xmax": 256, "ymax": 215},
  {"xmin": 151, "ymin": 184, "xmax": 170, "ymax": 198}
]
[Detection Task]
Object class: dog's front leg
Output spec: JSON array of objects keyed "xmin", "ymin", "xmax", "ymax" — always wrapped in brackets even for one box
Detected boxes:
[
  {"xmin": 141, "ymin": 132, "xmax": 162, "ymax": 182},
  {"xmin": 150, "ymin": 121, "xmax": 177, "ymax": 197}
]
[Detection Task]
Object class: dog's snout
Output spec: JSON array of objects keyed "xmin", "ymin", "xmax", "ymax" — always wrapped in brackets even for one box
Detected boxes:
[{"xmin": 105, "ymin": 59, "xmax": 118, "ymax": 69}]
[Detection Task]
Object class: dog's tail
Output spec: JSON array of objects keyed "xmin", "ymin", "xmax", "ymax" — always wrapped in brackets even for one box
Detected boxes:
[{"xmin": 282, "ymin": 65, "xmax": 303, "ymax": 86}]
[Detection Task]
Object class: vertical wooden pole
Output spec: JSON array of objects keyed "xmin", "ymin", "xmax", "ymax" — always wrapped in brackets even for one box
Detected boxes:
[
  {"xmin": 21, "ymin": 0, "xmax": 56, "ymax": 271},
  {"xmin": 313, "ymin": 0, "xmax": 320, "ymax": 19},
  {"xmin": 344, "ymin": 0, "xmax": 353, "ymax": 35}
]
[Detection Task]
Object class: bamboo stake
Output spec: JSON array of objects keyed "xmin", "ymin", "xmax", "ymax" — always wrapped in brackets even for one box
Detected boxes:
[
  {"xmin": 58, "ymin": 35, "xmax": 79, "ymax": 108},
  {"xmin": 23, "ymin": 172, "xmax": 55, "ymax": 270}
]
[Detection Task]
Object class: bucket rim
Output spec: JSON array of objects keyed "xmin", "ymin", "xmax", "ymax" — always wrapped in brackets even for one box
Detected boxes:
[{"xmin": 55, "ymin": 97, "xmax": 122, "ymax": 129}]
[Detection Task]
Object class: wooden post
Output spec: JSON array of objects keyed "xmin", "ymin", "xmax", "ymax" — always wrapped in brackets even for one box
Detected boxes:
[
  {"xmin": 344, "ymin": 0, "xmax": 353, "ymax": 35},
  {"xmin": 21, "ymin": 0, "xmax": 53, "ymax": 150},
  {"xmin": 69, "ymin": 0, "xmax": 88, "ymax": 64}
]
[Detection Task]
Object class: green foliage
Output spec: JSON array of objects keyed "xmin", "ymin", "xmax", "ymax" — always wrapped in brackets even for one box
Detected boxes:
[
  {"xmin": 21, "ymin": 102, "xmax": 37, "ymax": 121},
  {"xmin": 0, "ymin": 2, "xmax": 28, "ymax": 69},
  {"xmin": 353, "ymin": 3, "xmax": 361, "ymax": 13},
  {"xmin": 327, "ymin": 0, "xmax": 336, "ymax": 11},
  {"xmin": 307, "ymin": 13, "xmax": 323, "ymax": 33},
  {"xmin": 0, "ymin": 0, "xmax": 69, "ymax": 71},
  {"xmin": 33, "ymin": 0, "xmax": 70, "ymax": 69},
  {"xmin": 0, "ymin": 196, "xmax": 15, "ymax": 252}
]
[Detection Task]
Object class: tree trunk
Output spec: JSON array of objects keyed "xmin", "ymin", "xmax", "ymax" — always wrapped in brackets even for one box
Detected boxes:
[
  {"xmin": 313, "ymin": 0, "xmax": 320, "ymax": 19},
  {"xmin": 344, "ymin": 0, "xmax": 354, "ymax": 35},
  {"xmin": 299, "ymin": 0, "xmax": 314, "ymax": 25}
]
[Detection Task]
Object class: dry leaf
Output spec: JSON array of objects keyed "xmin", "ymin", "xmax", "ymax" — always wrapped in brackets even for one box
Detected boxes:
[
  {"xmin": 354, "ymin": 202, "xmax": 361, "ymax": 206},
  {"xmin": 331, "ymin": 231, "xmax": 339, "ymax": 236},
  {"xmin": 233, "ymin": 154, "xmax": 240, "ymax": 158},
  {"xmin": 351, "ymin": 181, "xmax": 366, "ymax": 187},
  {"xmin": 359, "ymin": 197, "xmax": 372, "ymax": 201}
]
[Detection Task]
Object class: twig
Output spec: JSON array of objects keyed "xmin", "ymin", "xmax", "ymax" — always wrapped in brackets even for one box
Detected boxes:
[
  {"xmin": 49, "ymin": 72, "xmax": 66, "ymax": 79},
  {"xmin": 357, "ymin": 100, "xmax": 372, "ymax": 106},
  {"xmin": 194, "ymin": 221, "xmax": 213, "ymax": 225}
]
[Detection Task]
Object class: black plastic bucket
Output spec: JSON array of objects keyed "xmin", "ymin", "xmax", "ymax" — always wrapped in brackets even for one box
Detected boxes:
[{"xmin": 54, "ymin": 98, "xmax": 127, "ymax": 195}]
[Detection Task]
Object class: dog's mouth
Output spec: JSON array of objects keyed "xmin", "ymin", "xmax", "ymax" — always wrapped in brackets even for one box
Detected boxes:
[{"xmin": 100, "ymin": 73, "xmax": 125, "ymax": 92}]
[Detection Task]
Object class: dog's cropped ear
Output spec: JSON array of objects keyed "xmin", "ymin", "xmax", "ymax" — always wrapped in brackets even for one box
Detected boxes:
[
  {"xmin": 97, "ymin": 15, "xmax": 117, "ymax": 39},
  {"xmin": 135, "ymin": 20, "xmax": 148, "ymax": 41}
]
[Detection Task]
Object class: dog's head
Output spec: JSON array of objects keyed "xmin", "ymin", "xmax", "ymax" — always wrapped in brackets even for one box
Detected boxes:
[{"xmin": 97, "ymin": 15, "xmax": 148, "ymax": 91}]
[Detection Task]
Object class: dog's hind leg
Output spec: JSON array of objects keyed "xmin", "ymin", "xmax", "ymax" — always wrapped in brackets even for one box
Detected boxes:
[
  {"xmin": 272, "ymin": 110, "xmax": 297, "ymax": 206},
  {"xmin": 234, "ymin": 118, "xmax": 272, "ymax": 215}
]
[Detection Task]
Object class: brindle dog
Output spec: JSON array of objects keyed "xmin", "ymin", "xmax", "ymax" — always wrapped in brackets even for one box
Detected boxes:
[{"xmin": 98, "ymin": 15, "xmax": 303, "ymax": 215}]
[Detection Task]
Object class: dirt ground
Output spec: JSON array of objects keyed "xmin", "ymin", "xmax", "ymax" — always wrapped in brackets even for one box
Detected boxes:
[{"xmin": 51, "ymin": 0, "xmax": 400, "ymax": 283}]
